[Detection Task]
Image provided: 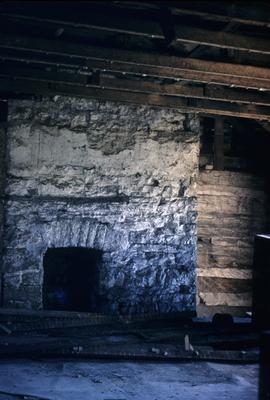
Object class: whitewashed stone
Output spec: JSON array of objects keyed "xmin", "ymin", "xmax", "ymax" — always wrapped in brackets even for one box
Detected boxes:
[{"xmin": 2, "ymin": 96, "xmax": 200, "ymax": 314}]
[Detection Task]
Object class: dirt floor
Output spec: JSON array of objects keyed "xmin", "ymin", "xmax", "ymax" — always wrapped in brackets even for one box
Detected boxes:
[{"xmin": 0, "ymin": 359, "xmax": 258, "ymax": 400}]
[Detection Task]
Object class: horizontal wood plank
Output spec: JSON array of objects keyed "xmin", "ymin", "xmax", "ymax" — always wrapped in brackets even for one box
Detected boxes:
[
  {"xmin": 1, "ymin": 77, "xmax": 270, "ymax": 120},
  {"xmin": 197, "ymin": 268, "xmax": 252, "ymax": 280},
  {"xmin": 198, "ymin": 276, "xmax": 252, "ymax": 293},
  {"xmin": 0, "ymin": 34, "xmax": 270, "ymax": 90},
  {"xmin": 198, "ymin": 171, "xmax": 266, "ymax": 189},
  {"xmin": 174, "ymin": 25, "xmax": 270, "ymax": 54},
  {"xmin": 3, "ymin": 0, "xmax": 270, "ymax": 28},
  {"xmin": 124, "ymin": 2, "xmax": 270, "ymax": 27},
  {"xmin": 197, "ymin": 169, "xmax": 266, "ymax": 314},
  {"xmin": 196, "ymin": 304, "xmax": 250, "ymax": 318},
  {"xmin": 2, "ymin": 11, "xmax": 270, "ymax": 54},
  {"xmin": 170, "ymin": 1, "xmax": 270, "ymax": 26},
  {"xmin": 1, "ymin": 64, "xmax": 269, "ymax": 106},
  {"xmin": 100, "ymin": 76, "xmax": 270, "ymax": 106},
  {"xmin": 198, "ymin": 292, "xmax": 252, "ymax": 307}
]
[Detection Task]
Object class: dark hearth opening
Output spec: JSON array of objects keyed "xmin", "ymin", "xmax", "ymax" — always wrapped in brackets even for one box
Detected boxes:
[{"xmin": 43, "ymin": 247, "xmax": 102, "ymax": 312}]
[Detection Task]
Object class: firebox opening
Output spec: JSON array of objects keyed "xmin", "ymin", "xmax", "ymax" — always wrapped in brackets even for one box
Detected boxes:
[{"xmin": 43, "ymin": 247, "xmax": 102, "ymax": 312}]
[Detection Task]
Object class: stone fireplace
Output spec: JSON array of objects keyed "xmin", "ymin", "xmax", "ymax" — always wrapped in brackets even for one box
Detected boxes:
[{"xmin": 1, "ymin": 96, "xmax": 200, "ymax": 314}]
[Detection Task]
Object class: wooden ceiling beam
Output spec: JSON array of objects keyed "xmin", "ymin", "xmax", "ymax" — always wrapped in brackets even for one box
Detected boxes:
[
  {"xmin": 0, "ymin": 34, "xmax": 270, "ymax": 90},
  {"xmin": 0, "ymin": 12, "xmax": 164, "ymax": 39},
  {"xmin": 170, "ymin": 1, "xmax": 270, "ymax": 26},
  {"xmin": 1, "ymin": 11, "xmax": 270, "ymax": 54},
  {"xmin": 0, "ymin": 77, "xmax": 269, "ymax": 121},
  {"xmin": 118, "ymin": 1, "xmax": 270, "ymax": 28},
  {"xmin": 2, "ymin": 52, "xmax": 270, "ymax": 91},
  {"xmin": 3, "ymin": 1, "xmax": 270, "ymax": 28},
  {"xmin": 99, "ymin": 76, "xmax": 270, "ymax": 106},
  {"xmin": 1, "ymin": 64, "xmax": 269, "ymax": 106},
  {"xmin": 0, "ymin": 54, "xmax": 86, "ymax": 70},
  {"xmin": 0, "ymin": 64, "xmax": 90, "ymax": 85},
  {"xmin": 173, "ymin": 25, "xmax": 270, "ymax": 55}
]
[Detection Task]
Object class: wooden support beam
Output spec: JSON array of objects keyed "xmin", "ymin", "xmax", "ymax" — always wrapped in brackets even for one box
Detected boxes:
[
  {"xmin": 116, "ymin": 1, "xmax": 270, "ymax": 28},
  {"xmin": 0, "ymin": 12, "xmax": 164, "ymax": 39},
  {"xmin": 198, "ymin": 276, "xmax": 252, "ymax": 293},
  {"xmin": 186, "ymin": 19, "xmax": 241, "ymax": 59},
  {"xmin": 78, "ymin": 59, "xmax": 270, "ymax": 91},
  {"xmin": 0, "ymin": 64, "xmax": 90, "ymax": 85},
  {"xmin": 199, "ymin": 292, "xmax": 252, "ymax": 307},
  {"xmin": 259, "ymin": 332, "xmax": 270, "ymax": 400},
  {"xmin": 169, "ymin": 1, "xmax": 270, "ymax": 27},
  {"xmin": 1, "ymin": 77, "xmax": 270, "ymax": 120},
  {"xmin": 197, "ymin": 268, "xmax": 252, "ymax": 280},
  {"xmin": 0, "ymin": 34, "xmax": 267, "ymax": 82},
  {"xmin": 2, "ymin": 1, "xmax": 270, "ymax": 28},
  {"xmin": 0, "ymin": 53, "xmax": 87, "ymax": 70},
  {"xmin": 197, "ymin": 304, "xmax": 251, "ymax": 318},
  {"xmin": 2, "ymin": 11, "xmax": 270, "ymax": 54},
  {"xmin": 99, "ymin": 76, "xmax": 270, "ymax": 106},
  {"xmin": 213, "ymin": 118, "xmax": 224, "ymax": 170},
  {"xmin": 0, "ymin": 64, "xmax": 269, "ymax": 106},
  {"xmin": 0, "ymin": 34, "xmax": 270, "ymax": 90},
  {"xmin": 2, "ymin": 52, "xmax": 270, "ymax": 91},
  {"xmin": 174, "ymin": 25, "xmax": 270, "ymax": 55}
]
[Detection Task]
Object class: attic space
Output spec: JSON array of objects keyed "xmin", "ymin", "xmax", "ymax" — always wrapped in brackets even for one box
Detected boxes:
[{"xmin": 0, "ymin": 1, "xmax": 270, "ymax": 399}]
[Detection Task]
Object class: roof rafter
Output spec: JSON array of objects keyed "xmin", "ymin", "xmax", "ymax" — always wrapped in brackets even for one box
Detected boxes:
[
  {"xmin": 0, "ymin": 34, "xmax": 270, "ymax": 90},
  {"xmin": 116, "ymin": 1, "xmax": 270, "ymax": 28},
  {"xmin": 1, "ymin": 76, "xmax": 270, "ymax": 121},
  {"xmin": 2, "ymin": 63, "xmax": 269, "ymax": 106},
  {"xmin": 1, "ymin": 11, "xmax": 270, "ymax": 54}
]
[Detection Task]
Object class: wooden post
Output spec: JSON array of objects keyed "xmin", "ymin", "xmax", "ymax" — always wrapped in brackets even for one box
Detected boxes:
[
  {"xmin": 259, "ymin": 331, "xmax": 270, "ymax": 400},
  {"xmin": 252, "ymin": 234, "xmax": 270, "ymax": 330},
  {"xmin": 213, "ymin": 118, "xmax": 224, "ymax": 170}
]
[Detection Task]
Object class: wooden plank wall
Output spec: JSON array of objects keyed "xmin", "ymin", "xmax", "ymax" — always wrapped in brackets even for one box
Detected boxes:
[{"xmin": 197, "ymin": 170, "xmax": 268, "ymax": 317}]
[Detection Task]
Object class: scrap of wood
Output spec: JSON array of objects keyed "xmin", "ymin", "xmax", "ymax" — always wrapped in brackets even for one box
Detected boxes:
[{"xmin": 184, "ymin": 334, "xmax": 191, "ymax": 351}]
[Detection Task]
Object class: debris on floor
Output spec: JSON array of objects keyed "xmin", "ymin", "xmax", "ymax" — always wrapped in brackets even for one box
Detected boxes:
[{"xmin": 0, "ymin": 309, "xmax": 259, "ymax": 362}]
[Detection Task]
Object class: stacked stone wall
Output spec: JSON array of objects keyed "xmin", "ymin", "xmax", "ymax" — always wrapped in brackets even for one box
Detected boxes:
[{"xmin": 2, "ymin": 96, "xmax": 200, "ymax": 313}]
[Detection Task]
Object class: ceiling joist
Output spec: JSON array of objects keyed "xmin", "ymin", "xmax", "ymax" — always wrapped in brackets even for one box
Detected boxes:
[
  {"xmin": 1, "ymin": 12, "xmax": 270, "ymax": 55},
  {"xmin": 0, "ymin": 34, "xmax": 270, "ymax": 90},
  {"xmin": 0, "ymin": 1, "xmax": 269, "ymax": 120},
  {"xmin": 1, "ymin": 64, "xmax": 269, "ymax": 107},
  {"xmin": 1, "ymin": 77, "xmax": 270, "ymax": 121},
  {"xmin": 115, "ymin": 1, "xmax": 270, "ymax": 28}
]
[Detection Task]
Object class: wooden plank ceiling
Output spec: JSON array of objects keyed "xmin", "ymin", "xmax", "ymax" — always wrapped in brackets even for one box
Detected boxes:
[{"xmin": 0, "ymin": 1, "xmax": 270, "ymax": 120}]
